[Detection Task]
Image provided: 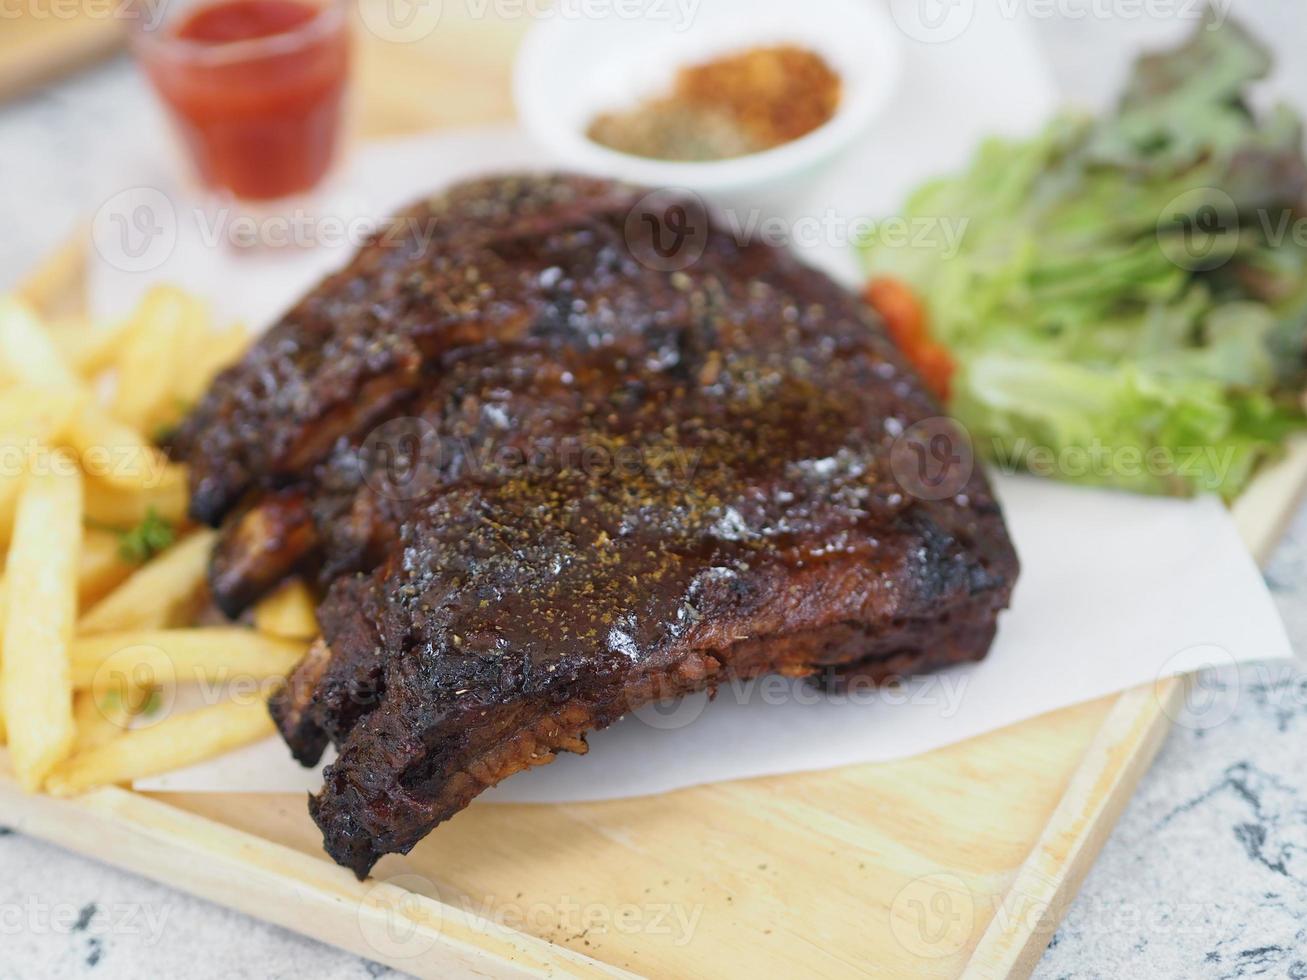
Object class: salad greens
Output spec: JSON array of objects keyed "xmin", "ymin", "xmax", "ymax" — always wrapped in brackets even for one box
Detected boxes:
[{"xmin": 860, "ymin": 13, "xmax": 1307, "ymax": 498}]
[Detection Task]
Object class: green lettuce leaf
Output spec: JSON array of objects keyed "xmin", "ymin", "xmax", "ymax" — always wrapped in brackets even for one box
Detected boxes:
[{"xmin": 861, "ymin": 13, "xmax": 1307, "ymax": 498}]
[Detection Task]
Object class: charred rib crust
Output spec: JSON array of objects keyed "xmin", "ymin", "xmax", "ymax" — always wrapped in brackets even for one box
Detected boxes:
[{"xmin": 174, "ymin": 174, "xmax": 1020, "ymax": 879}]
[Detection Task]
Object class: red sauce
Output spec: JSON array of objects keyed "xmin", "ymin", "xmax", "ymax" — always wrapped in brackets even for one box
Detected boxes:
[
  {"xmin": 178, "ymin": 0, "xmax": 319, "ymax": 43},
  {"xmin": 140, "ymin": 0, "xmax": 349, "ymax": 200}
]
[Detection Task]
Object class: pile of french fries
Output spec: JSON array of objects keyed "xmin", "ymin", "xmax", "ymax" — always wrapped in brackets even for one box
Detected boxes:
[{"xmin": 0, "ymin": 287, "xmax": 319, "ymax": 797}]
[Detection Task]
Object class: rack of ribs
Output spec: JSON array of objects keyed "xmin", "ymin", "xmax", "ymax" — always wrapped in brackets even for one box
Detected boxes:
[{"xmin": 173, "ymin": 174, "xmax": 1019, "ymax": 879}]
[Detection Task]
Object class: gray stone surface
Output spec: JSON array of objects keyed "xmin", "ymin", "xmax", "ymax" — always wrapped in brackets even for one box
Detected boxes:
[{"xmin": 2, "ymin": 4, "xmax": 1305, "ymax": 977}]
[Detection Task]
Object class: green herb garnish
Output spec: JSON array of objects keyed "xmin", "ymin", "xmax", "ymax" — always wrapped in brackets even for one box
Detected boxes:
[
  {"xmin": 117, "ymin": 507, "xmax": 176, "ymax": 564},
  {"xmin": 138, "ymin": 689, "xmax": 163, "ymax": 717},
  {"xmin": 97, "ymin": 688, "xmax": 122, "ymax": 715}
]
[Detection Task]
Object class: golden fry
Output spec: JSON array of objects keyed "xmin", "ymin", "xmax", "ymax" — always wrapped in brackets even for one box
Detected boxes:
[
  {"xmin": 111, "ymin": 287, "xmax": 208, "ymax": 432},
  {"xmin": 0, "ymin": 285, "xmax": 300, "ymax": 795},
  {"xmin": 46, "ymin": 694, "xmax": 277, "ymax": 796},
  {"xmin": 253, "ymin": 579, "xmax": 319, "ymax": 641},
  {"xmin": 0, "ymin": 386, "xmax": 87, "ymax": 545},
  {"xmin": 72, "ymin": 688, "xmax": 138, "ymax": 754},
  {"xmin": 79, "ymin": 528, "xmax": 217, "ymax": 633},
  {"xmin": 0, "ymin": 575, "xmax": 7, "ymax": 745},
  {"xmin": 0, "ymin": 384, "xmax": 86, "ymax": 442},
  {"xmin": 47, "ymin": 314, "xmax": 134, "ymax": 378},
  {"xmin": 70, "ymin": 628, "xmax": 306, "ymax": 690},
  {"xmin": 2, "ymin": 459, "xmax": 83, "ymax": 791},
  {"xmin": 0, "ymin": 294, "xmax": 78, "ymax": 388},
  {"xmin": 83, "ymin": 462, "xmax": 189, "ymax": 529},
  {"xmin": 78, "ymin": 528, "xmax": 136, "ymax": 610},
  {"xmin": 175, "ymin": 323, "xmax": 250, "ymax": 407},
  {"xmin": 65, "ymin": 407, "xmax": 169, "ymax": 493}
]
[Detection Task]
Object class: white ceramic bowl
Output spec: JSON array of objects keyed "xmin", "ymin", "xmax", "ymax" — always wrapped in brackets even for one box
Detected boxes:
[{"xmin": 513, "ymin": 0, "xmax": 903, "ymax": 204}]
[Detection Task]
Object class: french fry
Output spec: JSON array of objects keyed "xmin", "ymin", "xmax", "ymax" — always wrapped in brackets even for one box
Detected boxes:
[
  {"xmin": 65, "ymin": 407, "xmax": 169, "ymax": 493},
  {"xmin": 0, "ymin": 295, "xmax": 79, "ymax": 389},
  {"xmin": 72, "ymin": 687, "xmax": 139, "ymax": 754},
  {"xmin": 0, "ymin": 298, "xmax": 171, "ymax": 494},
  {"xmin": 1, "ymin": 459, "xmax": 84, "ymax": 791},
  {"xmin": 79, "ymin": 529, "xmax": 217, "ymax": 633},
  {"xmin": 78, "ymin": 528, "xmax": 136, "ymax": 610},
  {"xmin": 0, "ymin": 385, "xmax": 87, "ymax": 544},
  {"xmin": 0, "ymin": 384, "xmax": 86, "ymax": 441},
  {"xmin": 253, "ymin": 579, "xmax": 319, "ymax": 640},
  {"xmin": 112, "ymin": 287, "xmax": 208, "ymax": 432},
  {"xmin": 70, "ymin": 629, "xmax": 306, "ymax": 690},
  {"xmin": 0, "ymin": 284, "xmax": 301, "ymax": 795},
  {"xmin": 0, "ymin": 575, "xmax": 7, "ymax": 744},
  {"xmin": 83, "ymin": 462, "xmax": 189, "ymax": 529},
  {"xmin": 46, "ymin": 694, "xmax": 277, "ymax": 796},
  {"xmin": 47, "ymin": 314, "xmax": 134, "ymax": 378},
  {"xmin": 175, "ymin": 323, "xmax": 250, "ymax": 407}
]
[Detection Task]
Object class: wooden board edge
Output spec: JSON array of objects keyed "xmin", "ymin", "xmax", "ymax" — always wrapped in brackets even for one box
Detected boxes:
[
  {"xmin": 960, "ymin": 678, "xmax": 1182, "ymax": 979},
  {"xmin": 1232, "ymin": 436, "xmax": 1307, "ymax": 566},
  {"xmin": 0, "ymin": 764, "xmax": 634, "ymax": 980},
  {"xmin": 965, "ymin": 437, "xmax": 1307, "ymax": 978}
]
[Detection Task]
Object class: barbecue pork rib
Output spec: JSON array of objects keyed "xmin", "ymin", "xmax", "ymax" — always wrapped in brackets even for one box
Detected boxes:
[{"xmin": 174, "ymin": 174, "xmax": 1019, "ymax": 878}]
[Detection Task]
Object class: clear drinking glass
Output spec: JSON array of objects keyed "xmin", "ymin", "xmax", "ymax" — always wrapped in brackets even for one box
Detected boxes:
[{"xmin": 126, "ymin": 0, "xmax": 351, "ymax": 202}]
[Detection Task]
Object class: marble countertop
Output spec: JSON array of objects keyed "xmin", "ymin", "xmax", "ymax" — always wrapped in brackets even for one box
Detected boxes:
[{"xmin": 3, "ymin": 4, "xmax": 1307, "ymax": 977}]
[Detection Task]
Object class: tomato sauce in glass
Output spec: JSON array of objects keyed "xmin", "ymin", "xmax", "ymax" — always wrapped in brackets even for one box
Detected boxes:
[{"xmin": 137, "ymin": 0, "xmax": 349, "ymax": 200}]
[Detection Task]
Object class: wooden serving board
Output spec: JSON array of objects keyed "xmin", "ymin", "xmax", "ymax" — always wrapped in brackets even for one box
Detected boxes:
[
  {"xmin": 0, "ymin": 4, "xmax": 123, "ymax": 104},
  {"xmin": 6, "ymin": 9, "xmax": 1307, "ymax": 978}
]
